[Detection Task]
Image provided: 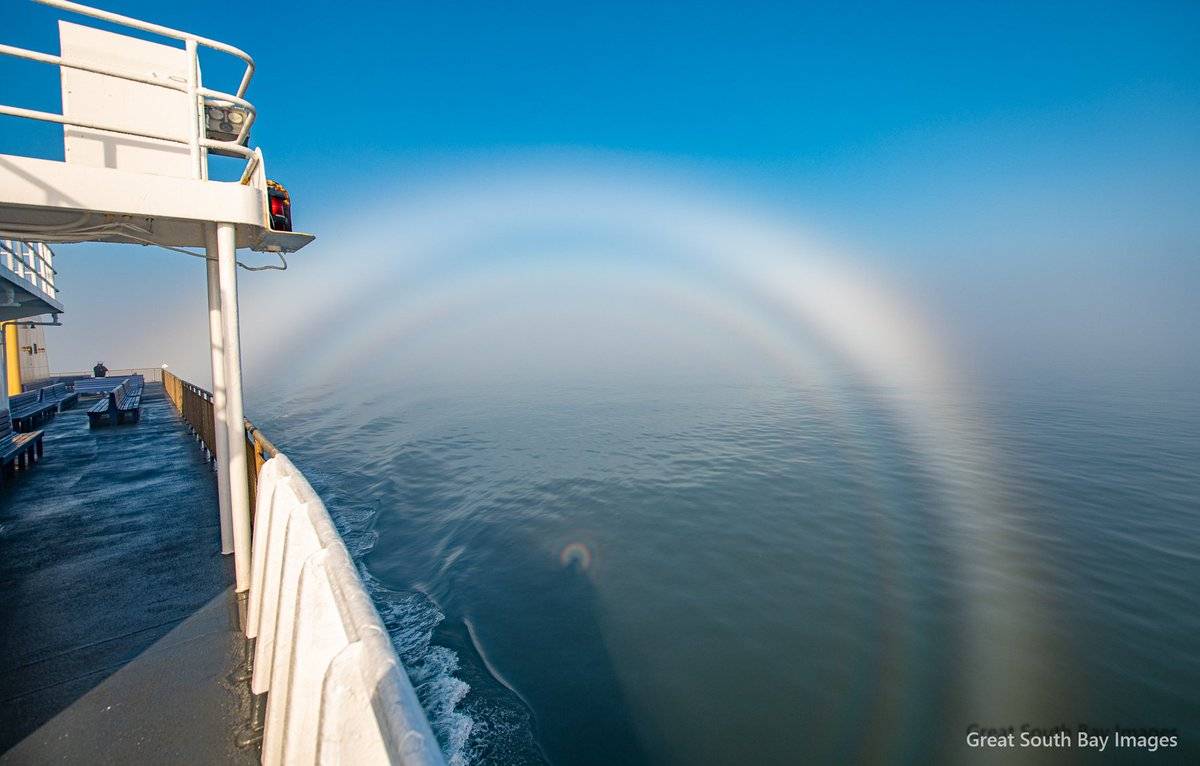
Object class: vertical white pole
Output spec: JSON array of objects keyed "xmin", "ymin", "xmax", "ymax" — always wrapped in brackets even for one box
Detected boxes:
[
  {"xmin": 206, "ymin": 225, "xmax": 234, "ymax": 554},
  {"xmin": 189, "ymin": 37, "xmax": 234, "ymax": 555},
  {"xmin": 184, "ymin": 38, "xmax": 202, "ymax": 179},
  {"xmin": 217, "ymin": 221, "xmax": 252, "ymax": 592}
]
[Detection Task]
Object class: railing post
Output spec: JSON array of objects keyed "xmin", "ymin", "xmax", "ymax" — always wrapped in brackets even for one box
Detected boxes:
[
  {"xmin": 217, "ymin": 220, "xmax": 252, "ymax": 592},
  {"xmin": 205, "ymin": 224, "xmax": 234, "ymax": 554},
  {"xmin": 246, "ymin": 429, "xmax": 266, "ymax": 519},
  {"xmin": 184, "ymin": 37, "xmax": 203, "ymax": 179}
]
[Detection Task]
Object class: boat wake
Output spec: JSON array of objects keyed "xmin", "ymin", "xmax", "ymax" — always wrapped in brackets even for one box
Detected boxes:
[
  {"xmin": 322, "ymin": 497, "xmax": 475, "ymax": 764},
  {"xmin": 368, "ymin": 580, "xmax": 475, "ymax": 766},
  {"xmin": 322, "ymin": 486, "xmax": 544, "ymax": 765}
]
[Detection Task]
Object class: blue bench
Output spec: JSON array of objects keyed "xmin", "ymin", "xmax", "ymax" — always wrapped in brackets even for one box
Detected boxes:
[
  {"xmin": 72, "ymin": 377, "xmax": 127, "ymax": 397},
  {"xmin": 9, "ymin": 390, "xmax": 57, "ymax": 432},
  {"xmin": 0, "ymin": 408, "xmax": 43, "ymax": 485},
  {"xmin": 87, "ymin": 378, "xmax": 142, "ymax": 426},
  {"xmin": 39, "ymin": 382, "xmax": 79, "ymax": 412}
]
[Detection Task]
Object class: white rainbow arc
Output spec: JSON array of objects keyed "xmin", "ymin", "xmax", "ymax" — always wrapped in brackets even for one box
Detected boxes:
[{"xmin": 252, "ymin": 162, "xmax": 1054, "ymax": 742}]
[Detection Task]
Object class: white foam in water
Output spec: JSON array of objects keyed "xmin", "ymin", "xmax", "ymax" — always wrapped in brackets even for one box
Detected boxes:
[
  {"xmin": 319, "ymin": 489, "xmax": 478, "ymax": 764},
  {"xmin": 300, "ymin": 457, "xmax": 546, "ymax": 764},
  {"xmin": 366, "ymin": 574, "xmax": 476, "ymax": 765}
]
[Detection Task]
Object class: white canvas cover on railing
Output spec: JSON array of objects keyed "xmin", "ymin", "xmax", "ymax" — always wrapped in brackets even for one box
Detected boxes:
[{"xmin": 248, "ymin": 452, "xmax": 445, "ymax": 766}]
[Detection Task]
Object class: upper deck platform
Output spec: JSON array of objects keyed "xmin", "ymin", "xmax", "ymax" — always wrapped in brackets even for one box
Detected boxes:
[
  {"xmin": 0, "ymin": 1, "xmax": 313, "ymax": 253},
  {"xmin": 0, "ymin": 384, "xmax": 257, "ymax": 764},
  {"xmin": 0, "ymin": 239, "xmax": 61, "ymax": 322}
]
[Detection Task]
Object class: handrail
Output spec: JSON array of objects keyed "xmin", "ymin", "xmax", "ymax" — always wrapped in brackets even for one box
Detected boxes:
[
  {"xmin": 160, "ymin": 370, "xmax": 446, "ymax": 765},
  {"xmin": 1, "ymin": 239, "xmax": 58, "ymax": 301},
  {"xmin": 33, "ymin": 0, "xmax": 256, "ymax": 99},
  {"xmin": 0, "ymin": 42, "xmax": 257, "ymax": 140},
  {"xmin": 0, "ymin": 104, "xmax": 200, "ymax": 145},
  {"xmin": 1, "ymin": 240, "xmax": 58, "ymax": 275},
  {"xmin": 251, "ymin": 456, "xmax": 445, "ymax": 765},
  {"xmin": 162, "ymin": 370, "xmax": 283, "ymax": 518},
  {"xmin": 1, "ymin": 0, "xmax": 258, "ymax": 174},
  {"xmin": 51, "ymin": 367, "xmax": 162, "ymax": 382},
  {"xmin": 0, "ymin": 240, "xmax": 55, "ymax": 274}
]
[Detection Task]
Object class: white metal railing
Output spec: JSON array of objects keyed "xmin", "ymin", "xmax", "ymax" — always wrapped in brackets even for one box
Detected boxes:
[
  {"xmin": 1, "ymin": 239, "xmax": 59, "ymax": 301},
  {"xmin": 0, "ymin": 0, "xmax": 257, "ymax": 177},
  {"xmin": 248, "ymin": 453, "xmax": 446, "ymax": 766},
  {"xmin": 50, "ymin": 367, "xmax": 163, "ymax": 382}
]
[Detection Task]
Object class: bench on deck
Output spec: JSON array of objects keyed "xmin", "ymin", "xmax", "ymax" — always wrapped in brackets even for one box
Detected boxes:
[
  {"xmin": 72, "ymin": 377, "xmax": 126, "ymax": 398},
  {"xmin": 0, "ymin": 408, "xmax": 44, "ymax": 485},
  {"xmin": 87, "ymin": 378, "xmax": 142, "ymax": 426},
  {"xmin": 39, "ymin": 382, "xmax": 79, "ymax": 412},
  {"xmin": 9, "ymin": 390, "xmax": 57, "ymax": 432}
]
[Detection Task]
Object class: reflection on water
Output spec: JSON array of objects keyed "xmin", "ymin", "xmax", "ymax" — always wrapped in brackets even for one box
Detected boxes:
[{"xmin": 250, "ymin": 375, "xmax": 1200, "ymax": 764}]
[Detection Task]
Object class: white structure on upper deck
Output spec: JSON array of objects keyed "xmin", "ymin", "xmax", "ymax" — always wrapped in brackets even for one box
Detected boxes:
[
  {"xmin": 0, "ymin": 2, "xmax": 312, "ymax": 253},
  {"xmin": 0, "ymin": 239, "xmax": 61, "ymax": 322}
]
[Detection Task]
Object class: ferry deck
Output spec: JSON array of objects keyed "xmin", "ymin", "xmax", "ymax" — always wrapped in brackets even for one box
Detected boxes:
[{"xmin": 0, "ymin": 383, "xmax": 256, "ymax": 764}]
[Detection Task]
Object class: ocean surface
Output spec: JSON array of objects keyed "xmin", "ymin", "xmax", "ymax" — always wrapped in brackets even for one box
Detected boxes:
[{"xmin": 251, "ymin": 374, "xmax": 1199, "ymax": 764}]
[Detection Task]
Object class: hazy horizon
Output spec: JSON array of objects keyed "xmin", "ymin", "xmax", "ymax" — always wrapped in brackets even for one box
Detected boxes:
[{"xmin": 35, "ymin": 155, "xmax": 1200, "ymax": 397}]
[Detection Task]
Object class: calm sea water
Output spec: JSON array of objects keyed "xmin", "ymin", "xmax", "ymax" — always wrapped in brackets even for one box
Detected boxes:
[{"xmin": 251, "ymin": 374, "xmax": 1199, "ymax": 765}]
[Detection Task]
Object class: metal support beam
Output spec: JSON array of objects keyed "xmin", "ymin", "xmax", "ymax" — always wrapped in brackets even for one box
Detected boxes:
[
  {"xmin": 217, "ymin": 220, "xmax": 252, "ymax": 591},
  {"xmin": 205, "ymin": 225, "xmax": 233, "ymax": 554},
  {"xmin": 0, "ymin": 326, "xmax": 9, "ymax": 412},
  {"xmin": 4, "ymin": 321, "xmax": 20, "ymax": 396}
]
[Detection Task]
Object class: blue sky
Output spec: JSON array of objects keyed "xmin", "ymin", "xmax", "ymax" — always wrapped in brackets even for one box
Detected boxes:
[
  {"xmin": 2, "ymin": 0, "xmax": 1198, "ymax": 385},
  {"xmin": 9, "ymin": 2, "xmax": 1196, "ymax": 172}
]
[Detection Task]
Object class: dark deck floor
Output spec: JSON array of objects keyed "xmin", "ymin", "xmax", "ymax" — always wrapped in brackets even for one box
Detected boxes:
[{"xmin": 0, "ymin": 384, "xmax": 257, "ymax": 765}]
